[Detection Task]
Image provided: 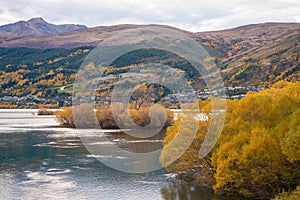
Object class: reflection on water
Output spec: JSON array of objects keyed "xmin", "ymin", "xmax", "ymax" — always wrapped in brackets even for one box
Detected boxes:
[
  {"xmin": 106, "ymin": 129, "xmax": 166, "ymax": 153},
  {"xmin": 161, "ymin": 182, "xmax": 246, "ymax": 200},
  {"xmin": 0, "ymin": 130, "xmax": 168, "ymax": 200},
  {"xmin": 0, "ymin": 110, "xmax": 246, "ymax": 200},
  {"xmin": 161, "ymin": 182, "xmax": 216, "ymax": 200}
]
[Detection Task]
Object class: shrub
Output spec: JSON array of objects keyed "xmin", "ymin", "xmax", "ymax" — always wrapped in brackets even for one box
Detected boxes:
[
  {"xmin": 274, "ymin": 187, "xmax": 300, "ymax": 200},
  {"xmin": 37, "ymin": 108, "xmax": 54, "ymax": 115},
  {"xmin": 55, "ymin": 103, "xmax": 174, "ymax": 129}
]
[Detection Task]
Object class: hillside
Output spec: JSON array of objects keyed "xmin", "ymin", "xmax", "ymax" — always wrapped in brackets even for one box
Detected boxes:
[
  {"xmin": 0, "ymin": 21, "xmax": 300, "ymax": 107},
  {"xmin": 0, "ymin": 17, "xmax": 86, "ymax": 36},
  {"xmin": 0, "ymin": 47, "xmax": 92, "ymax": 107},
  {"xmin": 194, "ymin": 23, "xmax": 300, "ymax": 85},
  {"xmin": 220, "ymin": 29, "xmax": 300, "ymax": 85}
]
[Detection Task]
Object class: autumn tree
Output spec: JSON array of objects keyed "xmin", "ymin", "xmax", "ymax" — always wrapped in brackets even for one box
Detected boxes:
[
  {"xmin": 161, "ymin": 81, "xmax": 300, "ymax": 199},
  {"xmin": 160, "ymin": 100, "xmax": 216, "ymax": 187},
  {"xmin": 131, "ymin": 84, "xmax": 156, "ymax": 110}
]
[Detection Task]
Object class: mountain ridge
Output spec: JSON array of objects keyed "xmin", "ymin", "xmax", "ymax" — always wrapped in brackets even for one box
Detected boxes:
[
  {"xmin": 0, "ymin": 17, "xmax": 87, "ymax": 36},
  {"xmin": 0, "ymin": 18, "xmax": 300, "ymax": 50},
  {"xmin": 0, "ymin": 23, "xmax": 190, "ymax": 48}
]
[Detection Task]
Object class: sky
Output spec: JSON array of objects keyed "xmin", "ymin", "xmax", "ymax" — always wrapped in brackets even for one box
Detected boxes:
[{"xmin": 0, "ymin": 0, "xmax": 299, "ymax": 32}]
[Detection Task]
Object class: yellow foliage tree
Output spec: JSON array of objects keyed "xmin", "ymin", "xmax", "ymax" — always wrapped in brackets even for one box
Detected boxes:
[{"xmin": 161, "ymin": 81, "xmax": 300, "ymax": 199}]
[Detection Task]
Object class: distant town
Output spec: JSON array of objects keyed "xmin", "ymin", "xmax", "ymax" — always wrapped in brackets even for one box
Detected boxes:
[{"xmin": 0, "ymin": 85, "xmax": 262, "ymax": 108}]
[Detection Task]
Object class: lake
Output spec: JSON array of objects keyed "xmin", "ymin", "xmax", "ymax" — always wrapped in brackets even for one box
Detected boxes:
[{"xmin": 0, "ymin": 109, "xmax": 245, "ymax": 200}]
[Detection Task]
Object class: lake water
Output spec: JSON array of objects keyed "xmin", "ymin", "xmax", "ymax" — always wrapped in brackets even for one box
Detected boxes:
[{"xmin": 0, "ymin": 109, "xmax": 245, "ymax": 200}]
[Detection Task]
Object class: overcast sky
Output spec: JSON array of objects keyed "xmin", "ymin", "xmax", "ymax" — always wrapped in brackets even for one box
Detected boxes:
[{"xmin": 0, "ymin": 0, "xmax": 299, "ymax": 32}]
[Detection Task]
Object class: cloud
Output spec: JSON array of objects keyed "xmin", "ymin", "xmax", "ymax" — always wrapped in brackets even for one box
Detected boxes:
[{"xmin": 0, "ymin": 0, "xmax": 299, "ymax": 31}]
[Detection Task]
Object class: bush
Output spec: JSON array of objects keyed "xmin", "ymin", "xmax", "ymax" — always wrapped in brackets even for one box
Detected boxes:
[
  {"xmin": 37, "ymin": 108, "xmax": 54, "ymax": 115},
  {"xmin": 55, "ymin": 107, "xmax": 74, "ymax": 127},
  {"xmin": 274, "ymin": 187, "xmax": 300, "ymax": 200},
  {"xmin": 55, "ymin": 103, "xmax": 174, "ymax": 129}
]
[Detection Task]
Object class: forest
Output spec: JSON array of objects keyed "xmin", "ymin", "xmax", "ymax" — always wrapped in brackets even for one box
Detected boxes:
[
  {"xmin": 0, "ymin": 47, "xmax": 201, "ymax": 108},
  {"xmin": 160, "ymin": 81, "xmax": 300, "ymax": 199},
  {"xmin": 1, "ymin": 45, "xmax": 299, "ymax": 109}
]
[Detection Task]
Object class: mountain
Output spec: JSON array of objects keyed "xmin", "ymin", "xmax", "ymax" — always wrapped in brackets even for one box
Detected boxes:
[
  {"xmin": 0, "ymin": 20, "xmax": 300, "ymax": 104},
  {"xmin": 0, "ymin": 19, "xmax": 300, "ymax": 90},
  {"xmin": 0, "ymin": 23, "xmax": 188, "ymax": 49},
  {"xmin": 0, "ymin": 17, "xmax": 86, "ymax": 36}
]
